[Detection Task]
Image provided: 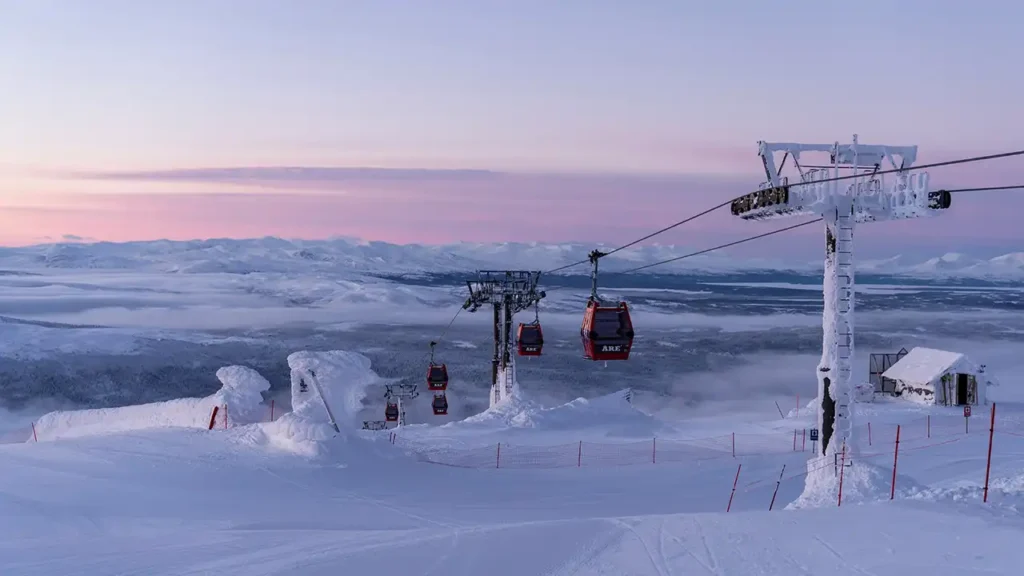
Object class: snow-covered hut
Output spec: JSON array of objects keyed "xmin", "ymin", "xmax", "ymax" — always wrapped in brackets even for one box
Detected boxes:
[{"xmin": 881, "ymin": 347, "xmax": 995, "ymax": 406}]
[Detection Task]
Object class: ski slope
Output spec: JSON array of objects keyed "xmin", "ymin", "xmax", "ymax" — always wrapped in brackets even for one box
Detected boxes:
[{"xmin": 3, "ymin": 350, "xmax": 1024, "ymax": 575}]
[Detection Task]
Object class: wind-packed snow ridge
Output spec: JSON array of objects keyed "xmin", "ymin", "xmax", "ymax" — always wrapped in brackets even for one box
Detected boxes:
[{"xmin": 31, "ymin": 365, "xmax": 270, "ymax": 442}]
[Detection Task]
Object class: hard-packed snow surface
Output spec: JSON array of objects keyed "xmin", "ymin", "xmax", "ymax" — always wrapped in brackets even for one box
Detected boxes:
[{"xmin": 4, "ymin": 350, "xmax": 1024, "ymax": 575}]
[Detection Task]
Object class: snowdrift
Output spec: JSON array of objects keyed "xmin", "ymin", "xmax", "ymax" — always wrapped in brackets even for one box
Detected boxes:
[
  {"xmin": 787, "ymin": 456, "xmax": 926, "ymax": 509},
  {"xmin": 458, "ymin": 388, "xmax": 664, "ymax": 438},
  {"xmin": 31, "ymin": 366, "xmax": 270, "ymax": 442},
  {"xmin": 259, "ymin": 350, "xmax": 382, "ymax": 455},
  {"xmin": 28, "ymin": 348, "xmax": 384, "ymax": 455}
]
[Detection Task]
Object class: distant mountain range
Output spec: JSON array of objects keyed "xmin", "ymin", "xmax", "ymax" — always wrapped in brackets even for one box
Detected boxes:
[{"xmin": 0, "ymin": 237, "xmax": 1021, "ymax": 280}]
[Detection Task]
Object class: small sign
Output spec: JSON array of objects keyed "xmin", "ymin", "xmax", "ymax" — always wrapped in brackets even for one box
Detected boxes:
[
  {"xmin": 809, "ymin": 428, "xmax": 819, "ymax": 441},
  {"xmin": 964, "ymin": 405, "xmax": 972, "ymax": 418}
]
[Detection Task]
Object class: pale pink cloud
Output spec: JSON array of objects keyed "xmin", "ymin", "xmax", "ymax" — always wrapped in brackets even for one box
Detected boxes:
[{"xmin": 1, "ymin": 155, "xmax": 1020, "ymax": 260}]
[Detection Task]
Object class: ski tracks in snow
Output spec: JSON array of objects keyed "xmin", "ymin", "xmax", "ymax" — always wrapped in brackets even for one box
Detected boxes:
[
  {"xmin": 599, "ymin": 516, "xmax": 729, "ymax": 576},
  {"xmin": 690, "ymin": 518, "xmax": 724, "ymax": 576},
  {"xmin": 609, "ymin": 517, "xmax": 673, "ymax": 576},
  {"xmin": 813, "ymin": 535, "xmax": 879, "ymax": 576},
  {"xmin": 254, "ymin": 463, "xmax": 461, "ymax": 531},
  {"xmin": 545, "ymin": 521, "xmax": 628, "ymax": 576}
]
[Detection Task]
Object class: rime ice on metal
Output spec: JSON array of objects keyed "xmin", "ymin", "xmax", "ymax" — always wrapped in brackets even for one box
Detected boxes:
[
  {"xmin": 463, "ymin": 271, "xmax": 545, "ymax": 408},
  {"xmin": 732, "ymin": 134, "xmax": 952, "ymax": 458}
]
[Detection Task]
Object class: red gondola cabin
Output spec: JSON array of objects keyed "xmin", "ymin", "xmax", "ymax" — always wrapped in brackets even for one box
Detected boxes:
[
  {"xmin": 580, "ymin": 300, "xmax": 634, "ymax": 361},
  {"xmin": 432, "ymin": 393, "xmax": 448, "ymax": 416},
  {"xmin": 516, "ymin": 322, "xmax": 544, "ymax": 356},
  {"xmin": 426, "ymin": 363, "xmax": 449, "ymax": 391},
  {"xmin": 384, "ymin": 401, "xmax": 399, "ymax": 422}
]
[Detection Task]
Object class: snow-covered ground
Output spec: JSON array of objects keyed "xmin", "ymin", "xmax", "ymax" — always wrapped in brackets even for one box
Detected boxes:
[
  {"xmin": 4, "ymin": 349, "xmax": 1024, "ymax": 575},
  {"xmin": 2, "ymin": 237, "xmax": 1023, "ymax": 572}
]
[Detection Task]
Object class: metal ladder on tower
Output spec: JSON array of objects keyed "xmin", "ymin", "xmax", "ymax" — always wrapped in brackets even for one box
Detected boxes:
[
  {"xmin": 504, "ymin": 359, "xmax": 515, "ymax": 397},
  {"xmin": 834, "ymin": 215, "xmax": 855, "ymax": 443},
  {"xmin": 492, "ymin": 365, "xmax": 514, "ymax": 405}
]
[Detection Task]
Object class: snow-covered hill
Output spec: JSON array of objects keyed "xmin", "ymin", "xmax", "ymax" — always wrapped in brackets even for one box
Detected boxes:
[
  {"xmin": 2, "ymin": 237, "xmax": 1023, "ymax": 279},
  {"xmin": 859, "ymin": 251, "xmax": 1024, "ymax": 279}
]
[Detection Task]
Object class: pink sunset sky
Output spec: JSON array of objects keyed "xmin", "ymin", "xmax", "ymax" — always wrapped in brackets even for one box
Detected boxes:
[{"xmin": 2, "ymin": 1, "xmax": 1021, "ymax": 260}]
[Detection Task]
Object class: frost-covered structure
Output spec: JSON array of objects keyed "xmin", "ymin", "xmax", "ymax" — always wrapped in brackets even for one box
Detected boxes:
[
  {"xmin": 260, "ymin": 350, "xmax": 382, "ymax": 454},
  {"xmin": 494, "ymin": 362, "xmax": 519, "ymax": 408},
  {"xmin": 288, "ymin": 350, "xmax": 381, "ymax": 427},
  {"xmin": 731, "ymin": 134, "xmax": 952, "ymax": 458},
  {"xmin": 461, "ymin": 270, "xmax": 544, "ymax": 409},
  {"xmin": 32, "ymin": 365, "xmax": 270, "ymax": 442},
  {"xmin": 882, "ymin": 347, "xmax": 994, "ymax": 406}
]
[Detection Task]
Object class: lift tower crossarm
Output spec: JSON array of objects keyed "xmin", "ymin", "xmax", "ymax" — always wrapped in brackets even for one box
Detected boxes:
[
  {"xmin": 736, "ymin": 140, "xmax": 951, "ymax": 224},
  {"xmin": 733, "ymin": 135, "xmax": 952, "ymax": 465},
  {"xmin": 462, "ymin": 270, "xmax": 546, "ymax": 408},
  {"xmin": 384, "ymin": 383, "xmax": 418, "ymax": 427}
]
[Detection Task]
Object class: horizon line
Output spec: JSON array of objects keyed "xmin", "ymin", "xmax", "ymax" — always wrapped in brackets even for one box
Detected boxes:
[{"xmin": 5, "ymin": 233, "xmax": 1022, "ymax": 260}]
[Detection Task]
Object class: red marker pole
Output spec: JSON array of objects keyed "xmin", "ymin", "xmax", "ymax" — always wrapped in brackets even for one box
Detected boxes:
[
  {"xmin": 270, "ymin": 399, "xmax": 275, "ymax": 422},
  {"xmin": 868, "ymin": 422, "xmax": 872, "ymax": 446},
  {"xmin": 496, "ymin": 443, "xmax": 501, "ymax": 469},
  {"xmin": 652, "ymin": 437, "xmax": 656, "ymax": 464},
  {"xmin": 31, "ymin": 422, "xmax": 38, "ymax": 442},
  {"xmin": 732, "ymin": 432, "xmax": 736, "ymax": 458},
  {"xmin": 727, "ymin": 464, "xmax": 742, "ymax": 512},
  {"xmin": 983, "ymin": 403, "xmax": 996, "ymax": 503},
  {"xmin": 890, "ymin": 424, "xmax": 901, "ymax": 500},
  {"xmin": 577, "ymin": 441, "xmax": 582, "ymax": 467},
  {"xmin": 769, "ymin": 464, "xmax": 786, "ymax": 511}
]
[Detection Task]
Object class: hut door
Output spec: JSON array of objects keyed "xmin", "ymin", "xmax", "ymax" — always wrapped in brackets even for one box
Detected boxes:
[{"xmin": 956, "ymin": 373, "xmax": 969, "ymax": 405}]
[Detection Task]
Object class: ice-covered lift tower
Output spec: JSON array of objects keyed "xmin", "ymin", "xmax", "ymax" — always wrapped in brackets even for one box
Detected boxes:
[
  {"xmin": 731, "ymin": 135, "xmax": 952, "ymax": 458},
  {"xmin": 463, "ymin": 271, "xmax": 545, "ymax": 408}
]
